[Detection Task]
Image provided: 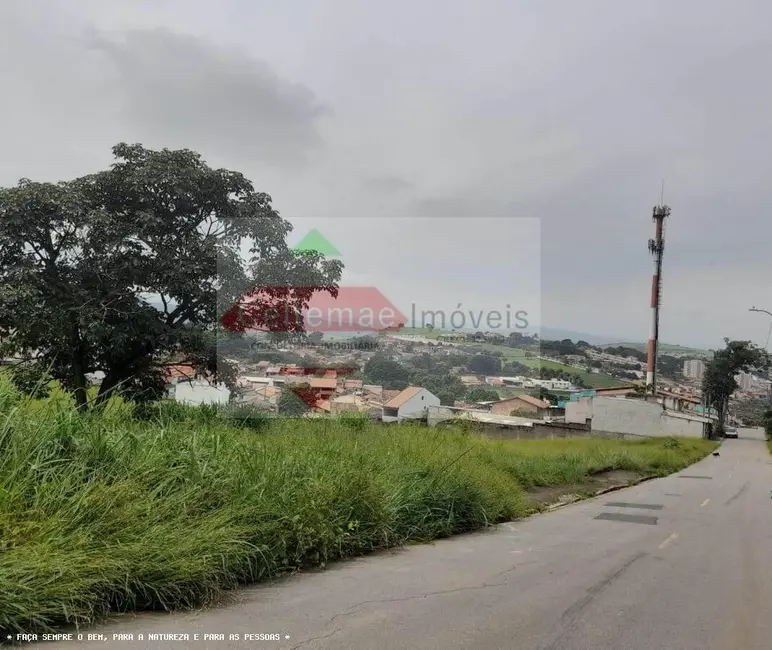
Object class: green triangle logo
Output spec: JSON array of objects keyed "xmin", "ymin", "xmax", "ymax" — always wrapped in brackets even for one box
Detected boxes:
[{"xmin": 293, "ymin": 229, "xmax": 341, "ymax": 256}]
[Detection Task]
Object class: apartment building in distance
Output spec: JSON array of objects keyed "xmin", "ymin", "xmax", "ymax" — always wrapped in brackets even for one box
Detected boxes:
[
  {"xmin": 735, "ymin": 372, "xmax": 753, "ymax": 392},
  {"xmin": 682, "ymin": 359, "xmax": 706, "ymax": 381}
]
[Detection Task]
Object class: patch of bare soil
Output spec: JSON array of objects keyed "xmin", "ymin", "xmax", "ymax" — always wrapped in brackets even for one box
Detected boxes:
[{"xmin": 525, "ymin": 470, "xmax": 648, "ymax": 510}]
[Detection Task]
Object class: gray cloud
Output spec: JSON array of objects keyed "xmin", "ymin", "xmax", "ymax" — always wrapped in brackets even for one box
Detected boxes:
[
  {"xmin": 85, "ymin": 28, "xmax": 329, "ymax": 167},
  {"xmin": 361, "ymin": 176, "xmax": 414, "ymax": 193},
  {"xmin": 2, "ymin": 0, "xmax": 772, "ymax": 349}
]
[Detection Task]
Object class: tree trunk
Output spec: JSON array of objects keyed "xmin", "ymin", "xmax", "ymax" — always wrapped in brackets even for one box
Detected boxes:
[
  {"xmin": 716, "ymin": 399, "xmax": 726, "ymax": 438},
  {"xmin": 94, "ymin": 355, "xmax": 153, "ymax": 406},
  {"xmin": 69, "ymin": 323, "xmax": 89, "ymax": 411},
  {"xmin": 94, "ymin": 371, "xmax": 123, "ymax": 406}
]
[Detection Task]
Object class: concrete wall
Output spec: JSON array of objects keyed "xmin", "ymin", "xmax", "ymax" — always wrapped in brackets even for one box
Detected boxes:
[
  {"xmin": 590, "ymin": 396, "xmax": 706, "ymax": 438},
  {"xmin": 446, "ymin": 421, "xmax": 591, "ymax": 441},
  {"xmin": 663, "ymin": 411, "xmax": 706, "ymax": 438},
  {"xmin": 565, "ymin": 398, "xmax": 593, "ymax": 424},
  {"xmin": 174, "ymin": 380, "xmax": 231, "ymax": 406},
  {"xmin": 427, "ymin": 405, "xmax": 457, "ymax": 426},
  {"xmin": 426, "ymin": 405, "xmax": 592, "ymax": 440}
]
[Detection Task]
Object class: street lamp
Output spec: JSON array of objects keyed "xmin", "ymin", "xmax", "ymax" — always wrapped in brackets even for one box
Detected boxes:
[
  {"xmin": 749, "ymin": 307, "xmax": 772, "ymax": 408},
  {"xmin": 749, "ymin": 307, "xmax": 772, "ymax": 351}
]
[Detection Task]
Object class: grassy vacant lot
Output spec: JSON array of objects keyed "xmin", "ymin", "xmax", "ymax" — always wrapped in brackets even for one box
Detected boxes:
[{"xmin": 0, "ymin": 381, "xmax": 716, "ymax": 636}]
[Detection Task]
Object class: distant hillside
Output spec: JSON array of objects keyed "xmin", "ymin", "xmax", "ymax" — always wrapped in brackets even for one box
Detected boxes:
[
  {"xmin": 601, "ymin": 341, "xmax": 712, "ymax": 358},
  {"xmin": 538, "ymin": 327, "xmax": 627, "ymax": 345}
]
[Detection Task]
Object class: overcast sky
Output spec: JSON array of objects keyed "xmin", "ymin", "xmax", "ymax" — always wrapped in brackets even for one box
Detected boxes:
[{"xmin": 2, "ymin": 0, "xmax": 771, "ymax": 350}]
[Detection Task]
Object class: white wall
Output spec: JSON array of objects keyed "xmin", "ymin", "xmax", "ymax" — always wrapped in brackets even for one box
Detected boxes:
[
  {"xmin": 398, "ymin": 389, "xmax": 440, "ymax": 420},
  {"xmin": 565, "ymin": 397, "xmax": 593, "ymax": 424},
  {"xmin": 663, "ymin": 411, "xmax": 706, "ymax": 438},
  {"xmin": 590, "ymin": 396, "xmax": 706, "ymax": 438},
  {"xmin": 174, "ymin": 380, "xmax": 231, "ymax": 406}
]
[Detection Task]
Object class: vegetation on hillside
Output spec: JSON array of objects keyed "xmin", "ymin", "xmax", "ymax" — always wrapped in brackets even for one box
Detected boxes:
[{"xmin": 732, "ymin": 396, "xmax": 772, "ymax": 427}]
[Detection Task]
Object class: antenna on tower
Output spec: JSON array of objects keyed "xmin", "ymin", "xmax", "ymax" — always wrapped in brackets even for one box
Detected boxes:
[{"xmin": 646, "ymin": 189, "xmax": 670, "ymax": 397}]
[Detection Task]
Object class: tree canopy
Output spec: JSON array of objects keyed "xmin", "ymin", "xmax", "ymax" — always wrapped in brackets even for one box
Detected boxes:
[
  {"xmin": 702, "ymin": 339, "xmax": 769, "ymax": 436},
  {"xmin": 467, "ymin": 354, "xmax": 501, "ymax": 376},
  {"xmin": 465, "ymin": 387, "xmax": 500, "ymax": 403},
  {"xmin": 363, "ymin": 354, "xmax": 409, "ymax": 390},
  {"xmin": 0, "ymin": 143, "xmax": 342, "ymax": 408}
]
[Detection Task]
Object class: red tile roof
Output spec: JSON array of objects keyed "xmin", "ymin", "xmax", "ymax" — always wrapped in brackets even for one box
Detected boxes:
[
  {"xmin": 497, "ymin": 394, "xmax": 549, "ymax": 409},
  {"xmin": 310, "ymin": 378, "xmax": 338, "ymax": 390},
  {"xmin": 164, "ymin": 365, "xmax": 197, "ymax": 381},
  {"xmin": 384, "ymin": 386, "xmax": 424, "ymax": 409}
]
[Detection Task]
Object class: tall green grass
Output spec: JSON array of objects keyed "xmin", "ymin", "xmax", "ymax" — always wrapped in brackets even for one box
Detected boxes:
[{"xmin": 0, "ymin": 378, "xmax": 716, "ymax": 636}]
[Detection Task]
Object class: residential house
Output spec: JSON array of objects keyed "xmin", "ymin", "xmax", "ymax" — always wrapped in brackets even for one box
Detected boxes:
[
  {"xmin": 330, "ymin": 394, "xmax": 383, "ymax": 418},
  {"xmin": 499, "ymin": 376, "xmax": 530, "ymax": 387},
  {"xmin": 459, "ymin": 375, "xmax": 483, "ymax": 387},
  {"xmin": 164, "ymin": 364, "xmax": 198, "ymax": 383},
  {"xmin": 656, "ymin": 390, "xmax": 702, "ymax": 412},
  {"xmin": 309, "ymin": 377, "xmax": 338, "ymax": 400},
  {"xmin": 239, "ymin": 385, "xmax": 282, "ymax": 410},
  {"xmin": 249, "ymin": 385, "xmax": 281, "ymax": 405},
  {"xmin": 363, "ymin": 384, "xmax": 384, "ymax": 399},
  {"xmin": 531, "ymin": 379, "xmax": 574, "ymax": 391},
  {"xmin": 489, "ymin": 394, "xmax": 550, "ymax": 417},
  {"xmin": 282, "ymin": 376, "xmax": 338, "ymax": 400},
  {"xmin": 382, "ymin": 388, "xmax": 401, "ymax": 403},
  {"xmin": 382, "ymin": 386, "xmax": 440, "ymax": 423},
  {"xmin": 578, "ymin": 386, "xmax": 639, "ymax": 398},
  {"xmin": 239, "ymin": 376, "xmax": 278, "ymax": 388},
  {"xmin": 331, "ymin": 394, "xmax": 365, "ymax": 414},
  {"xmin": 343, "ymin": 379, "xmax": 364, "ymax": 391}
]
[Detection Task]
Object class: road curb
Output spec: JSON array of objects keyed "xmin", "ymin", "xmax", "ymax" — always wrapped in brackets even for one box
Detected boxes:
[{"xmin": 543, "ymin": 475, "xmax": 658, "ymax": 512}]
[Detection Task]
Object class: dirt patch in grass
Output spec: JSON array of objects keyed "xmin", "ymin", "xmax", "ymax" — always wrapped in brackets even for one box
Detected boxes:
[{"xmin": 525, "ymin": 470, "xmax": 648, "ymax": 510}]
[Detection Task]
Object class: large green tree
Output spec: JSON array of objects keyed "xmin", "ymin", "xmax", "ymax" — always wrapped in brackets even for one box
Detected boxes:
[
  {"xmin": 465, "ymin": 387, "xmax": 500, "ymax": 403},
  {"xmin": 702, "ymin": 339, "xmax": 769, "ymax": 437},
  {"xmin": 363, "ymin": 354, "xmax": 409, "ymax": 390},
  {"xmin": 467, "ymin": 354, "xmax": 501, "ymax": 376},
  {"xmin": 0, "ymin": 143, "xmax": 342, "ymax": 409}
]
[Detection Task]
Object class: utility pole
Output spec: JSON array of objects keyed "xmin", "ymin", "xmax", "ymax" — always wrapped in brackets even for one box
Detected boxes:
[{"xmin": 646, "ymin": 198, "xmax": 670, "ymax": 397}]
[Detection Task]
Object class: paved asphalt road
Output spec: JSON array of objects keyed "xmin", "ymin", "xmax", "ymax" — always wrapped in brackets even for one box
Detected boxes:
[{"xmin": 35, "ymin": 429, "xmax": 772, "ymax": 650}]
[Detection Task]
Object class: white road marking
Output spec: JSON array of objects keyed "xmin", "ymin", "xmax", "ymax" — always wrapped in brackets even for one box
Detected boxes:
[
  {"xmin": 658, "ymin": 532, "xmax": 679, "ymax": 550},
  {"xmin": 701, "ymin": 498, "xmax": 710, "ymax": 507}
]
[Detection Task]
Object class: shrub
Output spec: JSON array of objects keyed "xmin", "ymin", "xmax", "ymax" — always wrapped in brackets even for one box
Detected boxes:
[{"xmin": 337, "ymin": 411, "xmax": 369, "ymax": 432}]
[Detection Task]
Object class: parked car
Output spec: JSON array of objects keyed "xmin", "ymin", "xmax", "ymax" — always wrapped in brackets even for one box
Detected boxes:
[{"xmin": 724, "ymin": 427, "xmax": 738, "ymax": 439}]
